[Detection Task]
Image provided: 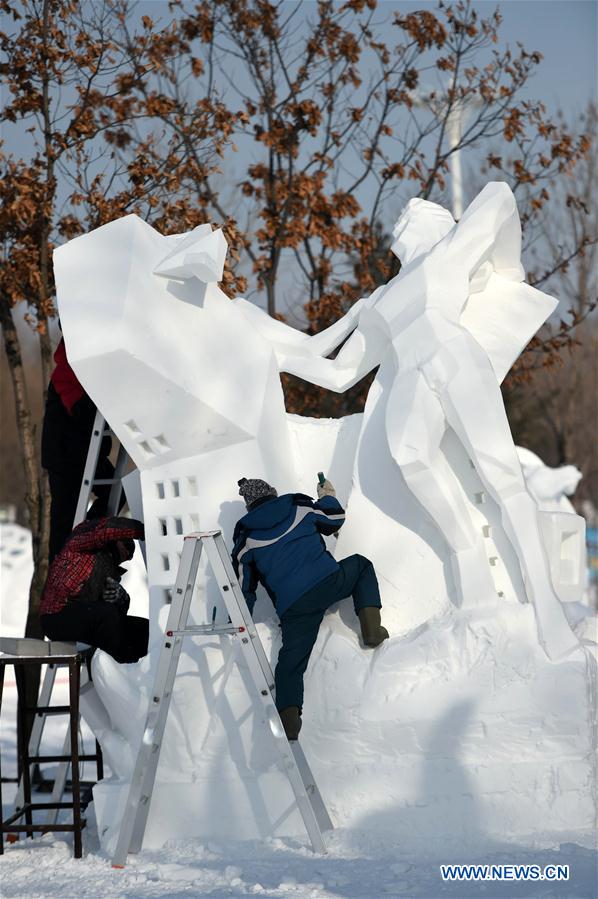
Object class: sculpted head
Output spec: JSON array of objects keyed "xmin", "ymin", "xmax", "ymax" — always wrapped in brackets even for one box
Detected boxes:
[
  {"xmin": 556, "ymin": 465, "xmax": 583, "ymax": 497},
  {"xmin": 391, "ymin": 198, "xmax": 455, "ymax": 265}
]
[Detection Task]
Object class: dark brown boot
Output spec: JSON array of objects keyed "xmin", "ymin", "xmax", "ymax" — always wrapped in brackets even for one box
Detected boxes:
[
  {"xmin": 358, "ymin": 607, "xmax": 389, "ymax": 648},
  {"xmin": 279, "ymin": 706, "xmax": 302, "ymax": 741}
]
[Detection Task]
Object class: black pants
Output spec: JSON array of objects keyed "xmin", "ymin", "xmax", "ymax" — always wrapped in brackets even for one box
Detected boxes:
[
  {"xmin": 41, "ymin": 601, "xmax": 149, "ymax": 664},
  {"xmin": 275, "ymin": 554, "xmax": 381, "ymax": 711}
]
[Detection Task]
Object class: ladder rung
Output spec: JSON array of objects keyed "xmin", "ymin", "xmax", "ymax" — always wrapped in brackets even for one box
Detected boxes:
[
  {"xmin": 27, "ymin": 754, "xmax": 100, "ymax": 763},
  {"xmin": 2, "ymin": 821, "xmax": 87, "ymax": 833},
  {"xmin": 165, "ymin": 625, "xmax": 245, "ymax": 637},
  {"xmin": 74, "ymin": 410, "xmax": 128, "ymax": 530}
]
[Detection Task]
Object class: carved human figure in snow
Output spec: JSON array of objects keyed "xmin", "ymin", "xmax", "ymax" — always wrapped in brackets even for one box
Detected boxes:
[
  {"xmin": 249, "ymin": 182, "xmax": 579, "ymax": 661},
  {"xmin": 52, "ymin": 219, "xmax": 302, "ymax": 622}
]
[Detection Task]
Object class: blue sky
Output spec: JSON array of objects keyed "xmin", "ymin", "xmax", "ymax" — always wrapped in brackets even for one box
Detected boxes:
[
  {"xmin": 479, "ymin": 0, "xmax": 596, "ymax": 112},
  {"xmin": 128, "ymin": 1, "xmax": 596, "ymax": 116},
  {"xmin": 384, "ymin": 0, "xmax": 596, "ymax": 114},
  {"xmin": 475, "ymin": 0, "xmax": 596, "ymax": 114}
]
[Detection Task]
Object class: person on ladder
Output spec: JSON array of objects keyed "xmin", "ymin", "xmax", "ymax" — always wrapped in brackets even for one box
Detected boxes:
[
  {"xmin": 232, "ymin": 476, "xmax": 389, "ymax": 741},
  {"xmin": 39, "ymin": 517, "xmax": 149, "ymax": 664},
  {"xmin": 41, "ymin": 329, "xmax": 118, "ymax": 561}
]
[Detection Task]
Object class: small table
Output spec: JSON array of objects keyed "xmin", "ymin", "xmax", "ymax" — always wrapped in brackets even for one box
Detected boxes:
[{"xmin": 0, "ymin": 638, "xmax": 103, "ymax": 858}]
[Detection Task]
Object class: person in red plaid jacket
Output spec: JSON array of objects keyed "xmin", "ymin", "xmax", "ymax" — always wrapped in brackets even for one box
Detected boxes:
[{"xmin": 40, "ymin": 516, "xmax": 149, "ymax": 663}]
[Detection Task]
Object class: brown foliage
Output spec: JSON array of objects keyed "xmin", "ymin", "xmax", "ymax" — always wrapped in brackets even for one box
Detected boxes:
[
  {"xmin": 0, "ymin": 0, "xmax": 233, "ymax": 623},
  {"xmin": 95, "ymin": 0, "xmax": 591, "ymax": 386}
]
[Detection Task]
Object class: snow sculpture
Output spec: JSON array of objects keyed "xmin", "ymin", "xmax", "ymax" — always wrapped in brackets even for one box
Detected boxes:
[
  {"xmin": 516, "ymin": 447, "xmax": 587, "ymax": 606},
  {"xmin": 516, "ymin": 447, "xmax": 582, "ymax": 514},
  {"xmin": 264, "ymin": 183, "xmax": 579, "ymax": 661},
  {"xmin": 53, "ymin": 218, "xmax": 328, "ymax": 849},
  {"xmin": 0, "ymin": 523, "xmax": 33, "ymax": 638},
  {"xmin": 51, "ymin": 181, "xmax": 588, "ymax": 854},
  {"xmin": 53, "ymin": 217, "xmax": 301, "ymax": 621}
]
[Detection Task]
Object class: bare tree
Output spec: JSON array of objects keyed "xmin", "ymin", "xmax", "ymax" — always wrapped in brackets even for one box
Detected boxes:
[
  {"xmin": 0, "ymin": 0, "xmax": 231, "ymax": 621},
  {"xmin": 505, "ymin": 323, "xmax": 598, "ymax": 507},
  {"xmin": 503, "ymin": 105, "xmax": 597, "ymax": 504}
]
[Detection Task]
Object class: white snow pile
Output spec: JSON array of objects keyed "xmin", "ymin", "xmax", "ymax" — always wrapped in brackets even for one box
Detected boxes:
[
  {"xmin": 1, "ymin": 442, "xmax": 597, "ymax": 899},
  {"xmin": 1, "ymin": 825, "xmax": 597, "ymax": 898},
  {"xmin": 1, "ymin": 652, "xmax": 597, "ymax": 899}
]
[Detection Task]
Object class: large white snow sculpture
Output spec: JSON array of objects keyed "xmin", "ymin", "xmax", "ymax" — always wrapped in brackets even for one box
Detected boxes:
[
  {"xmin": 53, "ymin": 217, "xmax": 303, "ymax": 620},
  {"xmin": 260, "ymin": 183, "xmax": 579, "ymax": 661},
  {"xmin": 53, "ymin": 218, "xmax": 351, "ymax": 849},
  {"xmin": 51, "ymin": 182, "xmax": 591, "ymax": 854}
]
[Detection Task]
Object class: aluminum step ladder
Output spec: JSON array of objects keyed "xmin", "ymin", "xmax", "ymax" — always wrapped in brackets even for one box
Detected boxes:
[
  {"xmin": 74, "ymin": 410, "xmax": 129, "ymax": 527},
  {"xmin": 15, "ymin": 411, "xmax": 130, "ymax": 822},
  {"xmin": 112, "ymin": 530, "xmax": 333, "ymax": 867}
]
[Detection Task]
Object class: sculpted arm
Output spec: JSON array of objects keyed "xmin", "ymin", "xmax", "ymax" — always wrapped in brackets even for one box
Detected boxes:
[
  {"xmin": 235, "ymin": 295, "xmax": 369, "ymax": 362},
  {"xmin": 279, "ymin": 311, "xmax": 384, "ymax": 392}
]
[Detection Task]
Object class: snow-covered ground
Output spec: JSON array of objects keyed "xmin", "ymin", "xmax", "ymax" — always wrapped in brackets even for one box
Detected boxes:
[
  {"xmin": 2, "ymin": 827, "xmax": 597, "ymax": 898},
  {"xmin": 0, "ymin": 528, "xmax": 598, "ymax": 899},
  {"xmin": 1, "ymin": 637, "xmax": 597, "ymax": 899},
  {"xmin": 1, "ymin": 682, "xmax": 596, "ymax": 899}
]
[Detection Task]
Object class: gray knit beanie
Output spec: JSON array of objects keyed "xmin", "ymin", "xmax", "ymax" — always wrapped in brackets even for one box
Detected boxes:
[{"xmin": 238, "ymin": 477, "xmax": 278, "ymax": 510}]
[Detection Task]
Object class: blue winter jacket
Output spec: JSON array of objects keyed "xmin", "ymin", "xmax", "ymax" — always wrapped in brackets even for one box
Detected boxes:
[{"xmin": 231, "ymin": 493, "xmax": 345, "ymax": 617}]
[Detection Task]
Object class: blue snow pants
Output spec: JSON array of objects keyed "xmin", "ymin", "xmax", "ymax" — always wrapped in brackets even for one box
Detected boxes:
[{"xmin": 274, "ymin": 553, "xmax": 381, "ymax": 711}]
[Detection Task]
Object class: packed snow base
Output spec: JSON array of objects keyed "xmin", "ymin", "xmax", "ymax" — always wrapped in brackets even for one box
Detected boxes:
[
  {"xmin": 0, "ymin": 451, "xmax": 596, "ymax": 898},
  {"xmin": 2, "ymin": 828, "xmax": 598, "ymax": 898},
  {"xmin": 1, "ymin": 636, "xmax": 596, "ymax": 898}
]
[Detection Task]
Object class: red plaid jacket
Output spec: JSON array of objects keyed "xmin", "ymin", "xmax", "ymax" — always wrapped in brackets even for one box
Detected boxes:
[{"xmin": 40, "ymin": 517, "xmax": 144, "ymax": 616}]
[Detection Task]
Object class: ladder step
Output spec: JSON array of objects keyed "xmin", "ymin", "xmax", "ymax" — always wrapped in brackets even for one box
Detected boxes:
[
  {"xmin": 74, "ymin": 409, "xmax": 130, "ymax": 528},
  {"xmin": 165, "ymin": 625, "xmax": 245, "ymax": 637},
  {"xmin": 90, "ymin": 478, "xmax": 122, "ymax": 486},
  {"xmin": 27, "ymin": 754, "xmax": 101, "ymax": 764},
  {"xmin": 31, "ymin": 705, "xmax": 71, "ymax": 716}
]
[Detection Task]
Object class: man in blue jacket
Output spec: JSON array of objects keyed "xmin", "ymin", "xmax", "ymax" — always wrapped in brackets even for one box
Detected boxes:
[{"xmin": 232, "ymin": 476, "xmax": 389, "ymax": 740}]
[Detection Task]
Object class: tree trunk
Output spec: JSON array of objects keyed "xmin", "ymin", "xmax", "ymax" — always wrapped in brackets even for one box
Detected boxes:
[
  {"xmin": 0, "ymin": 301, "xmax": 45, "ymax": 780},
  {"xmin": 265, "ymin": 277, "xmax": 276, "ymax": 318},
  {"xmin": 0, "ymin": 303, "xmax": 40, "ymax": 537},
  {"xmin": 33, "ymin": 323, "xmax": 53, "ymax": 622}
]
